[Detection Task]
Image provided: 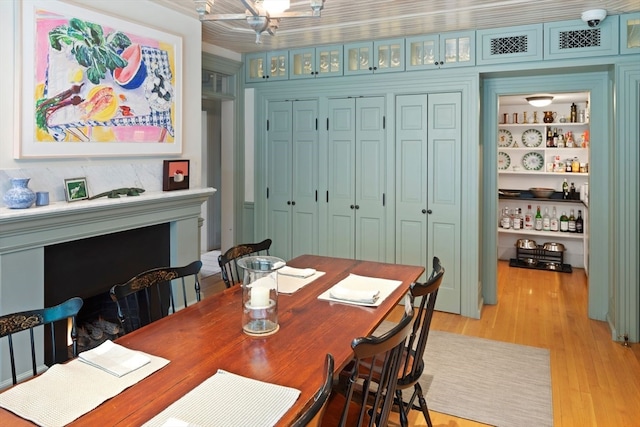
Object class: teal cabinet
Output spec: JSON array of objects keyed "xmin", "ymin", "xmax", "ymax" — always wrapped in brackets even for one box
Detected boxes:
[
  {"xmin": 395, "ymin": 92, "xmax": 462, "ymax": 314},
  {"xmin": 405, "ymin": 31, "xmax": 475, "ymax": 70},
  {"xmin": 289, "ymin": 45, "xmax": 343, "ymax": 79},
  {"xmin": 476, "ymin": 24, "xmax": 543, "ymax": 65},
  {"xmin": 620, "ymin": 12, "xmax": 640, "ymax": 55},
  {"xmin": 245, "ymin": 51, "xmax": 289, "ymax": 83},
  {"xmin": 326, "ymin": 97, "xmax": 387, "ymax": 261},
  {"xmin": 344, "ymin": 39, "xmax": 404, "ymax": 75},
  {"xmin": 544, "ymin": 18, "xmax": 619, "ymax": 59},
  {"xmin": 266, "ymin": 100, "xmax": 319, "ymax": 261}
]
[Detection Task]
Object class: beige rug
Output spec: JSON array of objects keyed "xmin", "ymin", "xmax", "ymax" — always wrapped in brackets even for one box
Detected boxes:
[{"xmin": 377, "ymin": 323, "xmax": 553, "ymax": 427}]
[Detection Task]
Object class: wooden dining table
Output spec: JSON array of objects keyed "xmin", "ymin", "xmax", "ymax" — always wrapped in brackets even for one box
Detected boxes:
[{"xmin": 0, "ymin": 254, "xmax": 424, "ymax": 426}]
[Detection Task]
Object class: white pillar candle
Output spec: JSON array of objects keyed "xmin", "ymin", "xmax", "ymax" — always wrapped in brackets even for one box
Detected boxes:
[{"xmin": 251, "ymin": 286, "xmax": 270, "ymax": 308}]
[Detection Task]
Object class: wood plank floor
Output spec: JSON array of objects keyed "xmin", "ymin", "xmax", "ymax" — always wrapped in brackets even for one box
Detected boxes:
[{"xmin": 200, "ymin": 261, "xmax": 640, "ymax": 426}]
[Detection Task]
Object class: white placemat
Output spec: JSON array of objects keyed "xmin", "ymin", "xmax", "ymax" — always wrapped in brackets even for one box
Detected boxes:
[
  {"xmin": 317, "ymin": 273, "xmax": 403, "ymax": 307},
  {"xmin": 142, "ymin": 370, "xmax": 300, "ymax": 427},
  {"xmin": 0, "ymin": 352, "xmax": 169, "ymax": 427},
  {"xmin": 278, "ymin": 271, "xmax": 326, "ymax": 294}
]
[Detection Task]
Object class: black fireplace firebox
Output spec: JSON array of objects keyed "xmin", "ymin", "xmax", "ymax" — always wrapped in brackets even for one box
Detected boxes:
[{"xmin": 44, "ymin": 223, "xmax": 170, "ymax": 365}]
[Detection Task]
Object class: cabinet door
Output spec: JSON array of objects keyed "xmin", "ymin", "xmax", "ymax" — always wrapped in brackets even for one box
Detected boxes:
[
  {"xmin": 427, "ymin": 92, "xmax": 462, "ymax": 314},
  {"xmin": 290, "ymin": 100, "xmax": 319, "ymax": 259},
  {"xmin": 620, "ymin": 12, "xmax": 640, "ymax": 55},
  {"xmin": 289, "ymin": 48, "xmax": 315, "ymax": 79},
  {"xmin": 374, "ymin": 39, "xmax": 404, "ymax": 73},
  {"xmin": 315, "ymin": 45, "xmax": 343, "ymax": 78},
  {"xmin": 355, "ymin": 97, "xmax": 386, "ymax": 261},
  {"xmin": 440, "ymin": 31, "xmax": 475, "ymax": 68},
  {"xmin": 266, "ymin": 51, "xmax": 289, "ymax": 80},
  {"xmin": 405, "ymin": 35, "xmax": 439, "ymax": 70},
  {"xmin": 267, "ymin": 101, "xmax": 293, "ymax": 259},
  {"xmin": 245, "ymin": 52, "xmax": 266, "ymax": 82},
  {"xmin": 344, "ymin": 42, "xmax": 373, "ymax": 75},
  {"xmin": 327, "ymin": 98, "xmax": 356, "ymax": 258}
]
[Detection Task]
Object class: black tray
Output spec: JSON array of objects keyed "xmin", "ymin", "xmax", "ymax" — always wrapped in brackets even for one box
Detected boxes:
[{"xmin": 509, "ymin": 258, "xmax": 573, "ymax": 273}]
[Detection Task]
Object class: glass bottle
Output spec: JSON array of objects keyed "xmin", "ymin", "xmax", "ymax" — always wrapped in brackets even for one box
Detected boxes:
[
  {"xmin": 501, "ymin": 207, "xmax": 511, "ymax": 229},
  {"xmin": 534, "ymin": 206, "xmax": 543, "ymax": 231},
  {"xmin": 560, "ymin": 211, "xmax": 569, "ymax": 232},
  {"xmin": 568, "ymin": 209, "xmax": 576, "ymax": 232},
  {"xmin": 576, "ymin": 209, "xmax": 584, "ymax": 234},
  {"xmin": 542, "ymin": 207, "xmax": 551, "ymax": 231},
  {"xmin": 570, "ymin": 182, "xmax": 576, "ymax": 199},
  {"xmin": 524, "ymin": 205, "xmax": 534, "ymax": 230},
  {"xmin": 570, "ymin": 103, "xmax": 577, "ymax": 123},
  {"xmin": 550, "ymin": 206, "xmax": 559, "ymax": 232},
  {"xmin": 562, "ymin": 179, "xmax": 569, "ymax": 200}
]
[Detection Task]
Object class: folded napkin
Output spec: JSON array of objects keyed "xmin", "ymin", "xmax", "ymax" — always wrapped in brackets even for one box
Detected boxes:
[
  {"xmin": 278, "ymin": 266, "xmax": 317, "ymax": 278},
  {"xmin": 329, "ymin": 285, "xmax": 380, "ymax": 303},
  {"xmin": 79, "ymin": 340, "xmax": 150, "ymax": 377}
]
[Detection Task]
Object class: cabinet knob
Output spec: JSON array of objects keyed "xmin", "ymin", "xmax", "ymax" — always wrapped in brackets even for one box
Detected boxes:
[
  {"xmin": 422, "ymin": 209, "xmax": 427, "ymax": 214},
  {"xmin": 427, "ymin": 209, "xmax": 433, "ymax": 214},
  {"xmin": 287, "ymin": 201, "xmax": 291, "ymax": 205},
  {"xmin": 355, "ymin": 205, "xmax": 360, "ymax": 209},
  {"xmin": 263, "ymin": 75, "xmax": 269, "ymax": 79},
  {"xmin": 291, "ymin": 201, "xmax": 296, "ymax": 206},
  {"xmin": 350, "ymin": 204, "xmax": 355, "ymax": 209}
]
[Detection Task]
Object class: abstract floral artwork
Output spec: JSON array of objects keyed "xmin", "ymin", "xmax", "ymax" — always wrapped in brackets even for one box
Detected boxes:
[{"xmin": 17, "ymin": 0, "xmax": 182, "ymax": 158}]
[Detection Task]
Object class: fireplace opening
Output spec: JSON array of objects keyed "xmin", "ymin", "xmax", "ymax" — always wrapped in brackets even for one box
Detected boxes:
[{"xmin": 44, "ymin": 223, "xmax": 170, "ymax": 365}]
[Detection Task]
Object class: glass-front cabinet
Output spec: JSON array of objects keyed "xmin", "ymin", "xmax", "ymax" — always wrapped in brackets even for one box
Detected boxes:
[
  {"xmin": 344, "ymin": 39, "xmax": 404, "ymax": 75},
  {"xmin": 620, "ymin": 12, "xmax": 640, "ymax": 54},
  {"xmin": 289, "ymin": 45, "xmax": 343, "ymax": 79},
  {"xmin": 245, "ymin": 50, "xmax": 289, "ymax": 83},
  {"xmin": 405, "ymin": 31, "xmax": 475, "ymax": 70}
]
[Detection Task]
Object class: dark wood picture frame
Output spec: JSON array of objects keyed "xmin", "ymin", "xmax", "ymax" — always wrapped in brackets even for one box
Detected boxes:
[{"xmin": 163, "ymin": 160, "xmax": 190, "ymax": 191}]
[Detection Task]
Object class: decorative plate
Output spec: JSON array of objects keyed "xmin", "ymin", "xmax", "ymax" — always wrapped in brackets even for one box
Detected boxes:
[
  {"xmin": 521, "ymin": 128, "xmax": 543, "ymax": 147},
  {"xmin": 498, "ymin": 151, "xmax": 511, "ymax": 170},
  {"xmin": 522, "ymin": 152, "xmax": 544, "ymax": 171},
  {"xmin": 498, "ymin": 129, "xmax": 512, "ymax": 147}
]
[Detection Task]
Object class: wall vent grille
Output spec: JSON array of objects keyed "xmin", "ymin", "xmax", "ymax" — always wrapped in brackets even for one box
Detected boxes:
[
  {"xmin": 558, "ymin": 28, "xmax": 602, "ymax": 49},
  {"xmin": 490, "ymin": 35, "xmax": 528, "ymax": 55}
]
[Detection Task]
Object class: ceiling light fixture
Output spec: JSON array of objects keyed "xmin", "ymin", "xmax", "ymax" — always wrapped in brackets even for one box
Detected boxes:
[
  {"xmin": 526, "ymin": 96, "xmax": 554, "ymax": 107},
  {"xmin": 194, "ymin": 0, "xmax": 326, "ymax": 44}
]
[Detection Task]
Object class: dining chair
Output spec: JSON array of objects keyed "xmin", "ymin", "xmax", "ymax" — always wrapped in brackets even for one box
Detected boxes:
[
  {"xmin": 0, "ymin": 296, "xmax": 83, "ymax": 385},
  {"xmin": 291, "ymin": 353, "xmax": 334, "ymax": 427},
  {"xmin": 109, "ymin": 260, "xmax": 202, "ymax": 334},
  {"xmin": 217, "ymin": 238, "xmax": 272, "ymax": 288},
  {"xmin": 322, "ymin": 295, "xmax": 416, "ymax": 427},
  {"xmin": 394, "ymin": 256, "xmax": 445, "ymax": 427}
]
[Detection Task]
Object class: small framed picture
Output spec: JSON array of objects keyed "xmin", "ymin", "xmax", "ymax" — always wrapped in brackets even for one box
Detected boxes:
[
  {"xmin": 163, "ymin": 160, "xmax": 190, "ymax": 191},
  {"xmin": 64, "ymin": 177, "xmax": 89, "ymax": 202}
]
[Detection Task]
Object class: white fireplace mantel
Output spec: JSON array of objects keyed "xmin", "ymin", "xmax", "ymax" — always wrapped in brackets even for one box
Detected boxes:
[{"xmin": 0, "ymin": 187, "xmax": 215, "ymax": 386}]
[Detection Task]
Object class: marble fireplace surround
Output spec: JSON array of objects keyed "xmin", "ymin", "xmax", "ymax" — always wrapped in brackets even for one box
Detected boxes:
[{"xmin": 0, "ymin": 187, "xmax": 214, "ymax": 386}]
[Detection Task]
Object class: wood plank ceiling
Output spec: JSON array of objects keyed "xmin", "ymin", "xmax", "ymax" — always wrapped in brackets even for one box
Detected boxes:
[{"xmin": 152, "ymin": 0, "xmax": 640, "ymax": 54}]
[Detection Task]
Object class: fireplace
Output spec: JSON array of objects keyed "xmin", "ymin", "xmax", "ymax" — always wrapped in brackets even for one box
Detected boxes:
[{"xmin": 0, "ymin": 188, "xmax": 214, "ymax": 387}]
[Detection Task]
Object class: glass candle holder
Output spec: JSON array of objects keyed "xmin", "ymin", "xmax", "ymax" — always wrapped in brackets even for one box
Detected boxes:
[{"xmin": 237, "ymin": 256, "xmax": 285, "ymax": 336}]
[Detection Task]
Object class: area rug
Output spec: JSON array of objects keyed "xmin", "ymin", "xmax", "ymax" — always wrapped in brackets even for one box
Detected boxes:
[
  {"xmin": 377, "ymin": 323, "xmax": 553, "ymax": 427},
  {"xmin": 200, "ymin": 250, "xmax": 221, "ymax": 278}
]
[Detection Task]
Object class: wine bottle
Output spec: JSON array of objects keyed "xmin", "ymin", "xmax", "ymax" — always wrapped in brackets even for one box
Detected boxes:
[
  {"xmin": 576, "ymin": 209, "xmax": 584, "ymax": 234},
  {"xmin": 534, "ymin": 205, "xmax": 543, "ymax": 231},
  {"xmin": 560, "ymin": 211, "xmax": 569, "ymax": 232},
  {"xmin": 524, "ymin": 205, "xmax": 534, "ymax": 230},
  {"xmin": 568, "ymin": 209, "xmax": 576, "ymax": 232}
]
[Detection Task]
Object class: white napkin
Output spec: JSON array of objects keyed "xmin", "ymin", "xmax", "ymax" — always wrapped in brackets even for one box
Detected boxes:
[
  {"xmin": 278, "ymin": 266, "xmax": 317, "ymax": 278},
  {"xmin": 79, "ymin": 340, "xmax": 151, "ymax": 377},
  {"xmin": 329, "ymin": 285, "xmax": 380, "ymax": 303}
]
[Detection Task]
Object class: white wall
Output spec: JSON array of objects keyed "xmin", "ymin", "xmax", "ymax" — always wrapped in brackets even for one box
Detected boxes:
[{"xmin": 0, "ymin": 0, "xmax": 203, "ymax": 201}]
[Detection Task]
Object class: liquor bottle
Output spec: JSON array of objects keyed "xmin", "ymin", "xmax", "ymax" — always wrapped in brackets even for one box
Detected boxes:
[
  {"xmin": 550, "ymin": 207, "xmax": 559, "ymax": 232},
  {"xmin": 570, "ymin": 182, "xmax": 576, "ymax": 200},
  {"xmin": 568, "ymin": 209, "xmax": 576, "ymax": 232},
  {"xmin": 553, "ymin": 128, "xmax": 559, "ymax": 147},
  {"xmin": 512, "ymin": 208, "xmax": 522, "ymax": 230},
  {"xmin": 560, "ymin": 211, "xmax": 569, "ymax": 232},
  {"xmin": 501, "ymin": 207, "xmax": 511, "ymax": 229},
  {"xmin": 542, "ymin": 207, "xmax": 551, "ymax": 231},
  {"xmin": 562, "ymin": 179, "xmax": 569, "ymax": 200},
  {"xmin": 534, "ymin": 205, "xmax": 543, "ymax": 231},
  {"xmin": 585, "ymin": 101, "xmax": 590, "ymax": 123},
  {"xmin": 570, "ymin": 103, "xmax": 577, "ymax": 123},
  {"xmin": 524, "ymin": 205, "xmax": 534, "ymax": 230},
  {"xmin": 576, "ymin": 209, "xmax": 584, "ymax": 233}
]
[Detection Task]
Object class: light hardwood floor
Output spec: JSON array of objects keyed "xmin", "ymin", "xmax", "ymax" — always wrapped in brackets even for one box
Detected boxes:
[{"xmin": 200, "ymin": 261, "xmax": 640, "ymax": 426}]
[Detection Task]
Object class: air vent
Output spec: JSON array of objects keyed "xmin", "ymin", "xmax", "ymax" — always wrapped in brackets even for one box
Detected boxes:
[
  {"xmin": 490, "ymin": 35, "xmax": 528, "ymax": 55},
  {"xmin": 558, "ymin": 28, "xmax": 602, "ymax": 50}
]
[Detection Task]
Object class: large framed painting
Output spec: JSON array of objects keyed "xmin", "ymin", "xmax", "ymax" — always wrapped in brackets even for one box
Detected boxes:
[{"xmin": 16, "ymin": 0, "xmax": 182, "ymax": 158}]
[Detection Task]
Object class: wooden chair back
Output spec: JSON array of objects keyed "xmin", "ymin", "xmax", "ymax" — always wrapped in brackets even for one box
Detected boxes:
[
  {"xmin": 291, "ymin": 353, "xmax": 334, "ymax": 427},
  {"xmin": 217, "ymin": 239, "xmax": 272, "ymax": 288},
  {"xmin": 0, "ymin": 297, "xmax": 83, "ymax": 385},
  {"xmin": 109, "ymin": 260, "xmax": 202, "ymax": 334}
]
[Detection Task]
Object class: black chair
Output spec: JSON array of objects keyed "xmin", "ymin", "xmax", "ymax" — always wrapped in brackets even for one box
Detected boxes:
[
  {"xmin": 291, "ymin": 353, "xmax": 334, "ymax": 427},
  {"xmin": 394, "ymin": 256, "xmax": 445, "ymax": 427},
  {"xmin": 0, "ymin": 297, "xmax": 83, "ymax": 385},
  {"xmin": 217, "ymin": 238, "xmax": 272, "ymax": 288},
  {"xmin": 322, "ymin": 295, "xmax": 415, "ymax": 427},
  {"xmin": 109, "ymin": 260, "xmax": 202, "ymax": 334}
]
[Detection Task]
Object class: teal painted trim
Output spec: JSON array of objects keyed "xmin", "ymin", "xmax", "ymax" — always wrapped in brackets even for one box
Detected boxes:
[
  {"xmin": 615, "ymin": 61, "xmax": 640, "ymax": 342},
  {"xmin": 482, "ymin": 70, "xmax": 611, "ymax": 321},
  {"xmin": 544, "ymin": 17, "xmax": 620, "ymax": 59},
  {"xmin": 242, "ymin": 201, "xmax": 255, "ymax": 242},
  {"xmin": 620, "ymin": 13, "xmax": 640, "ymax": 55},
  {"xmin": 202, "ymin": 52, "xmax": 242, "ymax": 76}
]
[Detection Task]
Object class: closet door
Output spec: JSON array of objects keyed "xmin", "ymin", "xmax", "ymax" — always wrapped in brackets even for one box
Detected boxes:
[
  {"xmin": 327, "ymin": 97, "xmax": 386, "ymax": 261},
  {"xmin": 266, "ymin": 100, "xmax": 318, "ymax": 261},
  {"xmin": 395, "ymin": 92, "xmax": 461, "ymax": 313}
]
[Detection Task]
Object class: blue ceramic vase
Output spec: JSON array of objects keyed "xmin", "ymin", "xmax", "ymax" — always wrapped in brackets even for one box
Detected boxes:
[{"xmin": 3, "ymin": 178, "xmax": 37, "ymax": 209}]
